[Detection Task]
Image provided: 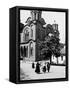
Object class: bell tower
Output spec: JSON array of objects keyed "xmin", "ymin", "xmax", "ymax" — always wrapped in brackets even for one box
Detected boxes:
[{"xmin": 31, "ymin": 10, "xmax": 42, "ymax": 20}]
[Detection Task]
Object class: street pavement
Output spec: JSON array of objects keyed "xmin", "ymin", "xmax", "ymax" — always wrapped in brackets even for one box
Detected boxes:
[{"xmin": 20, "ymin": 61, "xmax": 66, "ymax": 80}]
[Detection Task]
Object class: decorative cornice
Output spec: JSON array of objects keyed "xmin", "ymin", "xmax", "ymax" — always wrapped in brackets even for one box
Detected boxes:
[{"xmin": 20, "ymin": 39, "xmax": 36, "ymax": 44}]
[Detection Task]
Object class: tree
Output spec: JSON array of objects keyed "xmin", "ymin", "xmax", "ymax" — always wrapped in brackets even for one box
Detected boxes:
[
  {"xmin": 37, "ymin": 23, "xmax": 64, "ymax": 64},
  {"xmin": 39, "ymin": 24, "xmax": 61, "ymax": 64},
  {"xmin": 44, "ymin": 35, "xmax": 60, "ymax": 64},
  {"xmin": 53, "ymin": 47, "xmax": 61, "ymax": 64}
]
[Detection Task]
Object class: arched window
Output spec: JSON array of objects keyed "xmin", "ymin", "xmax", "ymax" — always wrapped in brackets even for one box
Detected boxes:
[
  {"xmin": 24, "ymin": 28, "xmax": 29, "ymax": 41},
  {"xmin": 30, "ymin": 42, "xmax": 33, "ymax": 56},
  {"xmin": 20, "ymin": 46, "xmax": 24, "ymax": 57},
  {"xmin": 31, "ymin": 29, "xmax": 33, "ymax": 37},
  {"xmin": 23, "ymin": 46, "xmax": 26, "ymax": 57},
  {"xmin": 23, "ymin": 46, "xmax": 28, "ymax": 57},
  {"xmin": 34, "ymin": 12, "xmax": 36, "ymax": 20},
  {"xmin": 26, "ymin": 46, "xmax": 28, "ymax": 57},
  {"xmin": 20, "ymin": 46, "xmax": 28, "ymax": 58}
]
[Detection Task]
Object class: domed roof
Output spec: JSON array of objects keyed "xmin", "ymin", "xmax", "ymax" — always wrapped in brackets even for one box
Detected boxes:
[
  {"xmin": 25, "ymin": 17, "xmax": 32, "ymax": 23},
  {"xmin": 45, "ymin": 24, "xmax": 54, "ymax": 35},
  {"xmin": 46, "ymin": 24, "xmax": 53, "ymax": 29},
  {"xmin": 39, "ymin": 18, "xmax": 46, "ymax": 25}
]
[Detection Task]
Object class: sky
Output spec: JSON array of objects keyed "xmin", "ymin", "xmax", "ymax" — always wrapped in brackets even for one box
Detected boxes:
[{"xmin": 20, "ymin": 10, "xmax": 65, "ymax": 44}]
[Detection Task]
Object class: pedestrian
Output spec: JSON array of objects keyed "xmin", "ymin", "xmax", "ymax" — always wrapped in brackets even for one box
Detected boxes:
[
  {"xmin": 35, "ymin": 62, "xmax": 40, "ymax": 74},
  {"xmin": 47, "ymin": 62, "xmax": 50, "ymax": 72},
  {"xmin": 32, "ymin": 62, "xmax": 35, "ymax": 69},
  {"xmin": 42, "ymin": 65, "xmax": 46, "ymax": 73}
]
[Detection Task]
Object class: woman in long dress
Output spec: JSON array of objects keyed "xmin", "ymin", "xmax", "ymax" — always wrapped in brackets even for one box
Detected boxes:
[
  {"xmin": 35, "ymin": 62, "xmax": 40, "ymax": 74},
  {"xmin": 47, "ymin": 62, "xmax": 50, "ymax": 72}
]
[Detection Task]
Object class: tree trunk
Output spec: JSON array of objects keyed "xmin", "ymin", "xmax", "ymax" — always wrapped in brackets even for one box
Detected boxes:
[
  {"xmin": 57, "ymin": 57, "xmax": 58, "ymax": 64},
  {"xmin": 61, "ymin": 56, "xmax": 63, "ymax": 61},
  {"xmin": 53, "ymin": 55, "xmax": 54, "ymax": 59}
]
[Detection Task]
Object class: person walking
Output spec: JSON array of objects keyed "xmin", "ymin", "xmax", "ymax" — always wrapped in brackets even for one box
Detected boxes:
[
  {"xmin": 35, "ymin": 62, "xmax": 40, "ymax": 74},
  {"xmin": 42, "ymin": 65, "xmax": 46, "ymax": 73},
  {"xmin": 47, "ymin": 62, "xmax": 50, "ymax": 72}
]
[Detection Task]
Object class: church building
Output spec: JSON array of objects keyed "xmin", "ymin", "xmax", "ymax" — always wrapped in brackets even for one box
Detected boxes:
[{"xmin": 20, "ymin": 10, "xmax": 59, "ymax": 62}]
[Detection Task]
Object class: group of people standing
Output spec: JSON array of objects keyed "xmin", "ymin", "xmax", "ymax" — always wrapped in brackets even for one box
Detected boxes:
[{"xmin": 32, "ymin": 61, "xmax": 50, "ymax": 74}]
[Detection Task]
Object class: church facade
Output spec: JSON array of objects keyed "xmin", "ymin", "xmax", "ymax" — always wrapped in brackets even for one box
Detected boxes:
[{"xmin": 20, "ymin": 10, "xmax": 59, "ymax": 62}]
